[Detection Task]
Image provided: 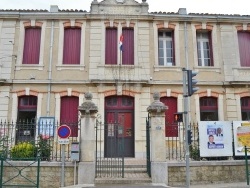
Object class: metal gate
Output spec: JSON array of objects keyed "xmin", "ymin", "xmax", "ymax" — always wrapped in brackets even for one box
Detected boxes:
[
  {"xmin": 0, "ymin": 156, "xmax": 40, "ymax": 187},
  {"xmin": 95, "ymin": 120, "xmax": 125, "ymax": 178},
  {"xmin": 146, "ymin": 114, "xmax": 151, "ymax": 177}
]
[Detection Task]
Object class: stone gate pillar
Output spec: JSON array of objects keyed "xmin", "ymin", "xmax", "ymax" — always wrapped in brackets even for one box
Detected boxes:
[
  {"xmin": 78, "ymin": 92, "xmax": 98, "ymax": 185},
  {"xmin": 147, "ymin": 92, "xmax": 168, "ymax": 185}
]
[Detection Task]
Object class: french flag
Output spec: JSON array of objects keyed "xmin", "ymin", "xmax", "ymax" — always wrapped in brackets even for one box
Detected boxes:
[{"xmin": 119, "ymin": 34, "xmax": 123, "ymax": 52}]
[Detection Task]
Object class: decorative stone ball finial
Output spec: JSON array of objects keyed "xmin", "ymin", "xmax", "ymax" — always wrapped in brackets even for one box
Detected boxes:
[
  {"xmin": 153, "ymin": 92, "xmax": 160, "ymax": 101},
  {"xmin": 85, "ymin": 92, "xmax": 93, "ymax": 101}
]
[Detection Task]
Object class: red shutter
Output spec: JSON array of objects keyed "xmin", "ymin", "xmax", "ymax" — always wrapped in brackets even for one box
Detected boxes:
[
  {"xmin": 122, "ymin": 28, "xmax": 134, "ymax": 65},
  {"xmin": 22, "ymin": 28, "xmax": 41, "ymax": 64},
  {"xmin": 63, "ymin": 28, "xmax": 81, "ymax": 64},
  {"xmin": 238, "ymin": 32, "xmax": 250, "ymax": 67},
  {"xmin": 60, "ymin": 96, "xmax": 79, "ymax": 137},
  {"xmin": 105, "ymin": 28, "xmax": 118, "ymax": 65},
  {"xmin": 160, "ymin": 97, "xmax": 178, "ymax": 137},
  {"xmin": 208, "ymin": 31, "xmax": 214, "ymax": 66}
]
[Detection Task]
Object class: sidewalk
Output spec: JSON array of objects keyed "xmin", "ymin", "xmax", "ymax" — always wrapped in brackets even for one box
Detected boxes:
[{"xmin": 65, "ymin": 182, "xmax": 250, "ymax": 188}]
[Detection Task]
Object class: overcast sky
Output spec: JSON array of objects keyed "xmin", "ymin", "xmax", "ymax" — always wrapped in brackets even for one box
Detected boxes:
[{"xmin": 0, "ymin": 0, "xmax": 249, "ymax": 15}]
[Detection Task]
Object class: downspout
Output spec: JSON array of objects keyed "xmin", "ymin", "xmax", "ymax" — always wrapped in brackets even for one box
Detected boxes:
[{"xmin": 47, "ymin": 20, "xmax": 54, "ymax": 116}]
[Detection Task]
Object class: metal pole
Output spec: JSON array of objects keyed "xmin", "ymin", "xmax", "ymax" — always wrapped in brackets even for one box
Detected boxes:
[
  {"xmin": 184, "ymin": 19, "xmax": 190, "ymax": 188},
  {"xmin": 183, "ymin": 68, "xmax": 190, "ymax": 188},
  {"xmin": 61, "ymin": 144, "xmax": 65, "ymax": 187}
]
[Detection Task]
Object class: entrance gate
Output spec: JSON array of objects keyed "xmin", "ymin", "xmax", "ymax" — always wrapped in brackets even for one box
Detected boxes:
[{"xmin": 95, "ymin": 121, "xmax": 125, "ymax": 178}]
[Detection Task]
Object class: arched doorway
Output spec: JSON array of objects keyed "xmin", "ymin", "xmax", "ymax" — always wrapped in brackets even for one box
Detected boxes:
[{"xmin": 104, "ymin": 96, "xmax": 134, "ymax": 157}]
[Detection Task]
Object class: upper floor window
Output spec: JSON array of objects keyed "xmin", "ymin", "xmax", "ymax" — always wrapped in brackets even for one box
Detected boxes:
[
  {"xmin": 105, "ymin": 27, "xmax": 118, "ymax": 65},
  {"xmin": 158, "ymin": 30, "xmax": 175, "ymax": 66},
  {"xmin": 241, "ymin": 97, "xmax": 250, "ymax": 120},
  {"xmin": 196, "ymin": 31, "xmax": 213, "ymax": 66},
  {"xmin": 122, "ymin": 28, "xmax": 134, "ymax": 65},
  {"xmin": 22, "ymin": 27, "xmax": 41, "ymax": 64},
  {"xmin": 238, "ymin": 32, "xmax": 250, "ymax": 67},
  {"xmin": 63, "ymin": 27, "xmax": 81, "ymax": 64}
]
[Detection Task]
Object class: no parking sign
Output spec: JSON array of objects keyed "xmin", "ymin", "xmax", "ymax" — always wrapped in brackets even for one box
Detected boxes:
[{"xmin": 58, "ymin": 124, "xmax": 71, "ymax": 144}]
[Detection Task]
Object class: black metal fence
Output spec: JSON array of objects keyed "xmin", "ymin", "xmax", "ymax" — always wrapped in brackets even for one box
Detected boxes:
[
  {"xmin": 165, "ymin": 123, "xmax": 200, "ymax": 161},
  {"xmin": 0, "ymin": 120, "xmax": 80, "ymax": 161}
]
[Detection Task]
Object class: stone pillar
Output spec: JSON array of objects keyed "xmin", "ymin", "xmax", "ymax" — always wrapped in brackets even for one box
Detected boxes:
[
  {"xmin": 147, "ymin": 92, "xmax": 168, "ymax": 185},
  {"xmin": 78, "ymin": 92, "xmax": 98, "ymax": 185}
]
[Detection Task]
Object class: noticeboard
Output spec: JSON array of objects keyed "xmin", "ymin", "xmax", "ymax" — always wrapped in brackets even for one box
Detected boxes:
[{"xmin": 38, "ymin": 117, "xmax": 55, "ymax": 139}]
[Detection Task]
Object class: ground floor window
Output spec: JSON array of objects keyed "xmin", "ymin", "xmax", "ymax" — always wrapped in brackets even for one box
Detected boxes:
[
  {"xmin": 241, "ymin": 97, "xmax": 250, "ymax": 120},
  {"xmin": 200, "ymin": 97, "xmax": 218, "ymax": 121}
]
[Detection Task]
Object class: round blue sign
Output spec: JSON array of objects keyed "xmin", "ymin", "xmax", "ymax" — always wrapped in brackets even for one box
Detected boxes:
[{"xmin": 58, "ymin": 125, "xmax": 71, "ymax": 139}]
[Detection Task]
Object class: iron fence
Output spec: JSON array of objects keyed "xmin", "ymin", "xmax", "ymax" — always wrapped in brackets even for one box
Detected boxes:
[
  {"xmin": 0, "ymin": 120, "xmax": 80, "ymax": 161},
  {"xmin": 165, "ymin": 123, "xmax": 200, "ymax": 161}
]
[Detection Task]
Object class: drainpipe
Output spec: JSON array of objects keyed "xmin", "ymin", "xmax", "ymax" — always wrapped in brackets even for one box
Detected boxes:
[{"xmin": 47, "ymin": 6, "xmax": 57, "ymax": 116}]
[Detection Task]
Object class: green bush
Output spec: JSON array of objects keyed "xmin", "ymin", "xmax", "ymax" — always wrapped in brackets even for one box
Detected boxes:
[
  {"xmin": 0, "ymin": 136, "xmax": 8, "ymax": 158},
  {"xmin": 36, "ymin": 135, "xmax": 52, "ymax": 161},
  {"xmin": 10, "ymin": 141, "xmax": 36, "ymax": 160}
]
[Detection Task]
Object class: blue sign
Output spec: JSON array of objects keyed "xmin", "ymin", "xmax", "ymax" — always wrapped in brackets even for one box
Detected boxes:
[{"xmin": 58, "ymin": 125, "xmax": 71, "ymax": 139}]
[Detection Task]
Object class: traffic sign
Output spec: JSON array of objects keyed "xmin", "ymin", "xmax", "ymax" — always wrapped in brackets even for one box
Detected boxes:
[{"xmin": 57, "ymin": 124, "xmax": 71, "ymax": 139}]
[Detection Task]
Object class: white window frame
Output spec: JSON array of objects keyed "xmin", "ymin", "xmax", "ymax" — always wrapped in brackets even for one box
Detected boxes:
[
  {"xmin": 158, "ymin": 31, "xmax": 174, "ymax": 66},
  {"xmin": 197, "ymin": 32, "xmax": 211, "ymax": 67}
]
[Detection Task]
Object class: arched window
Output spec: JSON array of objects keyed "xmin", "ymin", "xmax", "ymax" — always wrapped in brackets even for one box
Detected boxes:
[
  {"xmin": 241, "ymin": 97, "xmax": 250, "ymax": 120},
  {"xmin": 200, "ymin": 97, "xmax": 218, "ymax": 121}
]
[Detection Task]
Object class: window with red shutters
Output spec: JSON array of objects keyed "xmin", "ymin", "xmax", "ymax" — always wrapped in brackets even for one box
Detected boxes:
[
  {"xmin": 200, "ymin": 97, "xmax": 218, "ymax": 121},
  {"xmin": 60, "ymin": 96, "xmax": 79, "ymax": 137},
  {"xmin": 160, "ymin": 97, "xmax": 178, "ymax": 137},
  {"xmin": 238, "ymin": 32, "xmax": 250, "ymax": 67},
  {"xmin": 63, "ymin": 27, "xmax": 81, "ymax": 64},
  {"xmin": 196, "ymin": 30, "xmax": 214, "ymax": 67},
  {"xmin": 22, "ymin": 27, "xmax": 41, "ymax": 64},
  {"xmin": 105, "ymin": 28, "xmax": 118, "ymax": 65},
  {"xmin": 241, "ymin": 97, "xmax": 250, "ymax": 120},
  {"xmin": 122, "ymin": 28, "xmax": 134, "ymax": 65}
]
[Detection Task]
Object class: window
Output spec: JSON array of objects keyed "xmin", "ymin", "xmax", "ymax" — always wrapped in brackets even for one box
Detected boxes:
[
  {"xmin": 241, "ymin": 97, "xmax": 250, "ymax": 120},
  {"xmin": 60, "ymin": 96, "xmax": 79, "ymax": 137},
  {"xmin": 22, "ymin": 27, "xmax": 41, "ymax": 64},
  {"xmin": 196, "ymin": 31, "xmax": 213, "ymax": 66},
  {"xmin": 105, "ymin": 28, "xmax": 118, "ymax": 65},
  {"xmin": 238, "ymin": 32, "xmax": 250, "ymax": 67},
  {"xmin": 122, "ymin": 28, "xmax": 134, "ymax": 65},
  {"xmin": 160, "ymin": 97, "xmax": 178, "ymax": 137},
  {"xmin": 200, "ymin": 97, "xmax": 218, "ymax": 121},
  {"xmin": 63, "ymin": 27, "xmax": 81, "ymax": 64},
  {"xmin": 158, "ymin": 30, "xmax": 175, "ymax": 66}
]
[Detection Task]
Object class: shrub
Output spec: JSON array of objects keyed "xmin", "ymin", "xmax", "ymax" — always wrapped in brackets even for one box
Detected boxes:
[
  {"xmin": 10, "ymin": 141, "xmax": 36, "ymax": 160},
  {"xmin": 36, "ymin": 135, "xmax": 52, "ymax": 161}
]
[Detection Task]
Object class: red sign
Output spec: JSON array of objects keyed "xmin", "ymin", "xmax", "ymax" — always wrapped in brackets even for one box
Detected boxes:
[{"xmin": 57, "ymin": 124, "xmax": 71, "ymax": 139}]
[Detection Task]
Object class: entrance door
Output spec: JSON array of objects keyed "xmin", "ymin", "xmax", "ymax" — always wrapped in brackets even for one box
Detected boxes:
[
  {"xmin": 16, "ymin": 96, "xmax": 37, "ymax": 142},
  {"xmin": 104, "ymin": 96, "xmax": 134, "ymax": 157}
]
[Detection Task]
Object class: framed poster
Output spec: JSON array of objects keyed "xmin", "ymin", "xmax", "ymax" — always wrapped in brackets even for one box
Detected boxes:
[
  {"xmin": 233, "ymin": 121, "xmax": 250, "ymax": 156},
  {"xmin": 199, "ymin": 121, "xmax": 233, "ymax": 157},
  {"xmin": 38, "ymin": 117, "xmax": 55, "ymax": 139}
]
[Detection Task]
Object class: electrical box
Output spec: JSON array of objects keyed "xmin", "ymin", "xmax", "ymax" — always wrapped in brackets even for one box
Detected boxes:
[{"xmin": 71, "ymin": 142, "xmax": 79, "ymax": 161}]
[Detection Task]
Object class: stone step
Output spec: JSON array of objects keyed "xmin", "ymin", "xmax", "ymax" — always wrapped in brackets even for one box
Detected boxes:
[{"xmin": 95, "ymin": 176, "xmax": 152, "ymax": 185}]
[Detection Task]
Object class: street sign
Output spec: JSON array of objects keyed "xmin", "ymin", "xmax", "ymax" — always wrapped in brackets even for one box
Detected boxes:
[
  {"xmin": 57, "ymin": 124, "xmax": 71, "ymax": 139},
  {"xmin": 58, "ymin": 139, "xmax": 70, "ymax": 145}
]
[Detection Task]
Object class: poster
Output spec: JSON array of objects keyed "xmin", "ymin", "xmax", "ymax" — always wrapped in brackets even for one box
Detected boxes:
[
  {"xmin": 38, "ymin": 117, "xmax": 55, "ymax": 139},
  {"xmin": 233, "ymin": 121, "xmax": 250, "ymax": 156},
  {"xmin": 199, "ymin": 121, "xmax": 233, "ymax": 157}
]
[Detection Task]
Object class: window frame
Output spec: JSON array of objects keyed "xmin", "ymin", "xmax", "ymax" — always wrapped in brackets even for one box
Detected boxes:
[
  {"xmin": 200, "ymin": 97, "xmax": 218, "ymax": 121},
  {"xmin": 196, "ymin": 30, "xmax": 214, "ymax": 67},
  {"xmin": 158, "ymin": 29, "xmax": 175, "ymax": 66}
]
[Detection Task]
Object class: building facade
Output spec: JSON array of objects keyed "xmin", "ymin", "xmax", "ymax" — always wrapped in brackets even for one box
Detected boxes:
[{"xmin": 0, "ymin": 0, "xmax": 250, "ymax": 158}]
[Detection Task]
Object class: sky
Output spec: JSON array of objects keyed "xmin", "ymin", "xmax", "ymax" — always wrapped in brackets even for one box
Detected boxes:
[{"xmin": 0, "ymin": 0, "xmax": 249, "ymax": 15}]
